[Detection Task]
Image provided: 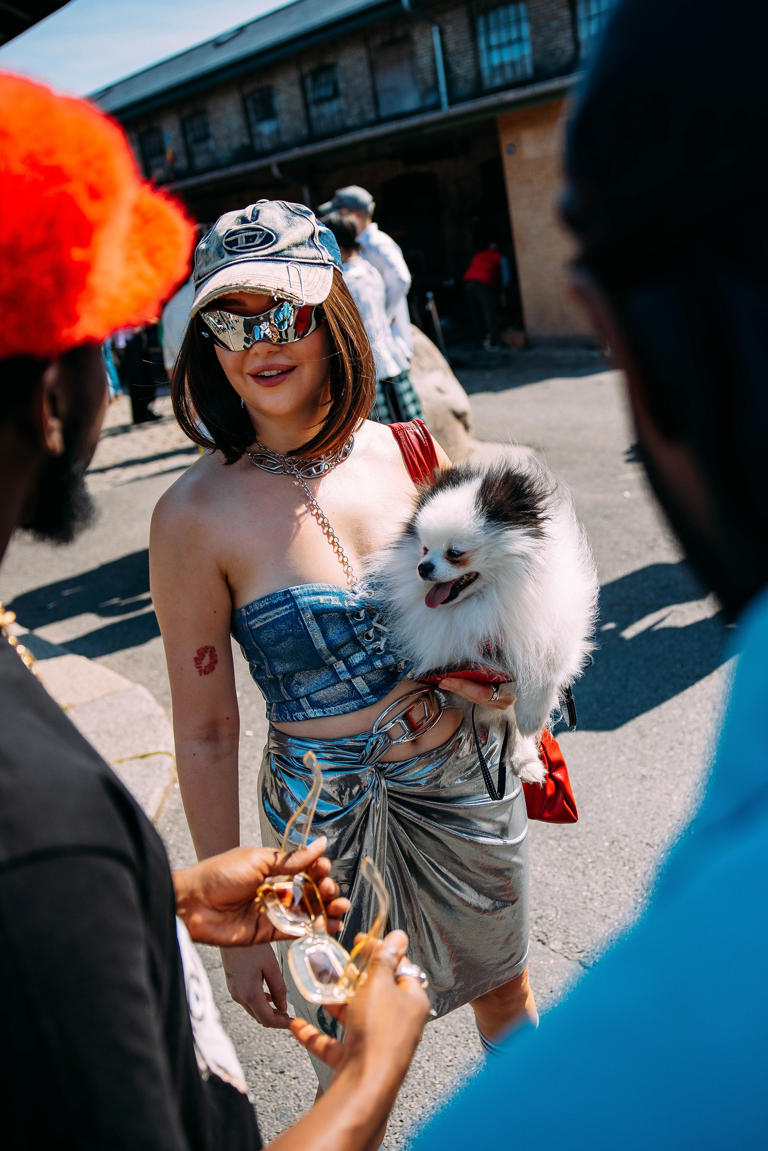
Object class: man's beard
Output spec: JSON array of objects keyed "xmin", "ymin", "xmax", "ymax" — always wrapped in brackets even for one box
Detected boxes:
[{"xmin": 19, "ymin": 433, "xmax": 96, "ymax": 544}]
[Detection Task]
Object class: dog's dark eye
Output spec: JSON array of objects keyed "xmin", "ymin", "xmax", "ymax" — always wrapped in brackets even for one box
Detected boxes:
[
  {"xmin": 446, "ymin": 547, "xmax": 465, "ymax": 561},
  {"xmin": 421, "ymin": 546, "xmax": 428, "ymax": 557}
]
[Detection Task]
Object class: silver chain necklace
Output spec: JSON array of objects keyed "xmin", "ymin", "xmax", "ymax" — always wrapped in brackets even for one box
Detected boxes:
[{"xmin": 246, "ymin": 436, "xmax": 358, "ymax": 589}]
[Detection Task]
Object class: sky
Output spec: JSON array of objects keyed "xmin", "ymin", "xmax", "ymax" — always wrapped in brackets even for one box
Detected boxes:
[{"xmin": 0, "ymin": 0, "xmax": 294, "ymax": 96}]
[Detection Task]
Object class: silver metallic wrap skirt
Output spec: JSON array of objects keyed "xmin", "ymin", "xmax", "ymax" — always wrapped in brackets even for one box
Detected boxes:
[{"xmin": 259, "ymin": 711, "xmax": 530, "ymax": 1035}]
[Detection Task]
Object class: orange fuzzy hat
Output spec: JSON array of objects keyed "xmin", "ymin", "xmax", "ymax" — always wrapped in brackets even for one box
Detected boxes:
[{"xmin": 0, "ymin": 72, "xmax": 194, "ymax": 360}]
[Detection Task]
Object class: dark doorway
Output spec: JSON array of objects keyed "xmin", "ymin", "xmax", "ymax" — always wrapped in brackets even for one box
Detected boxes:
[{"xmin": 376, "ymin": 170, "xmax": 446, "ymax": 331}]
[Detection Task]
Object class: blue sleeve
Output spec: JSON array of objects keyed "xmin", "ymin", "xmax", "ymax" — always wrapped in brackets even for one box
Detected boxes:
[
  {"xmin": 414, "ymin": 824, "xmax": 768, "ymax": 1149},
  {"xmin": 414, "ymin": 594, "xmax": 768, "ymax": 1150}
]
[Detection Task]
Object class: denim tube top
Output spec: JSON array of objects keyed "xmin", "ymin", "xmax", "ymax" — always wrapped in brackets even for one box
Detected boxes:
[{"xmin": 231, "ymin": 582, "xmax": 406, "ymax": 722}]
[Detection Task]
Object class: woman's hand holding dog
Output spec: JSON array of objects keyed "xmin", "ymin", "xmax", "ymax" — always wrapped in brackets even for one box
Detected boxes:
[{"xmin": 438, "ymin": 677, "xmax": 517, "ymax": 712}]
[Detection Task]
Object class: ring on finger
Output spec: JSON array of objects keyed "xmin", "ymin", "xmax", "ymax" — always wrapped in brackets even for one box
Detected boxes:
[
  {"xmin": 395, "ymin": 958, "xmax": 430, "ymax": 989},
  {"xmin": 488, "ymin": 683, "xmax": 500, "ymax": 703}
]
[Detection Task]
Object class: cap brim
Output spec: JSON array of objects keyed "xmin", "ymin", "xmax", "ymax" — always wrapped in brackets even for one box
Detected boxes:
[{"xmin": 190, "ymin": 260, "xmax": 334, "ymax": 316}]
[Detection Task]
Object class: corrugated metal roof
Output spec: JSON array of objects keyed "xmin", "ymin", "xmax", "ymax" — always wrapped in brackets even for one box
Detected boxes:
[{"xmin": 92, "ymin": 0, "xmax": 387, "ymax": 113}]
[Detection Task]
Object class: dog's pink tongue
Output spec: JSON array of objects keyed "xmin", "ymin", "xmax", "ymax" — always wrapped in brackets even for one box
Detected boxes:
[{"xmin": 425, "ymin": 581, "xmax": 454, "ymax": 608}]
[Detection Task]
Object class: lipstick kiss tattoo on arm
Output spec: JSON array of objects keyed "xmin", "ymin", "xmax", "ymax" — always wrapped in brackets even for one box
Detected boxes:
[{"xmin": 193, "ymin": 646, "xmax": 218, "ymax": 676}]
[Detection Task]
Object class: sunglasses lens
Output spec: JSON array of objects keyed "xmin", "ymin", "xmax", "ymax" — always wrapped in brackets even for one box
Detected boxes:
[
  {"xmin": 259, "ymin": 873, "xmax": 325, "ymax": 937},
  {"xmin": 264, "ymin": 302, "xmax": 320, "ymax": 344},
  {"xmin": 287, "ymin": 934, "xmax": 353, "ymax": 1004},
  {"xmin": 202, "ymin": 302, "xmax": 321, "ymax": 350}
]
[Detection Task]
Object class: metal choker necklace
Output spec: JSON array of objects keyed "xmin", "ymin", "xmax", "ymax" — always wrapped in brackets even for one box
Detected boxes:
[{"xmin": 246, "ymin": 436, "xmax": 358, "ymax": 589}]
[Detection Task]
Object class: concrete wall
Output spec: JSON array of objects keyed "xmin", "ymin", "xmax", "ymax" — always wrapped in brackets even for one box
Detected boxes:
[{"xmin": 497, "ymin": 98, "xmax": 593, "ymax": 341}]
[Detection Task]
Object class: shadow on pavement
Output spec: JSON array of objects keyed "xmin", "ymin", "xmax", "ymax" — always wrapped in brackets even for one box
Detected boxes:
[
  {"xmin": 99, "ymin": 416, "xmax": 175, "ymax": 438},
  {"xmin": 88, "ymin": 445, "xmax": 197, "ymax": 476},
  {"xmin": 575, "ymin": 559, "xmax": 730, "ymax": 731},
  {"xmin": 450, "ymin": 345, "xmax": 607, "ymax": 394},
  {"xmin": 8, "ymin": 549, "xmax": 160, "ymax": 658}
]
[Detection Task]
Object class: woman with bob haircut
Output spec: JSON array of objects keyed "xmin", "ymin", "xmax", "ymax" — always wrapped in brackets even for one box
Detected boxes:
[{"xmin": 151, "ymin": 200, "xmax": 537, "ymax": 1082}]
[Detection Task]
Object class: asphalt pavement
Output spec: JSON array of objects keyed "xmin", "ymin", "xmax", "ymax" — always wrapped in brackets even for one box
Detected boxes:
[{"xmin": 1, "ymin": 347, "xmax": 732, "ymax": 1146}]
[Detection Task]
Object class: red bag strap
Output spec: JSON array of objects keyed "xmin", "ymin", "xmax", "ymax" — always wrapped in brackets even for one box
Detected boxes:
[{"xmin": 389, "ymin": 419, "xmax": 439, "ymax": 485}]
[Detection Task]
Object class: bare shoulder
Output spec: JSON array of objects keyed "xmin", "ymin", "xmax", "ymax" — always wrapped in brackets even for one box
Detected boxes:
[
  {"xmin": 151, "ymin": 450, "xmax": 235, "ymax": 540},
  {"xmin": 356, "ymin": 417, "xmax": 400, "ymax": 461}
]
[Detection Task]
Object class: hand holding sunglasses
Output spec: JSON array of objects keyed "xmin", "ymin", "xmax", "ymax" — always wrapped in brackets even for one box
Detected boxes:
[
  {"xmin": 257, "ymin": 753, "xmax": 429, "ymax": 1007},
  {"xmin": 286, "ymin": 855, "xmax": 430, "ymax": 1007},
  {"xmin": 173, "ymin": 835, "xmax": 349, "ymax": 949},
  {"xmin": 290, "ymin": 927, "xmax": 432, "ymax": 1079}
]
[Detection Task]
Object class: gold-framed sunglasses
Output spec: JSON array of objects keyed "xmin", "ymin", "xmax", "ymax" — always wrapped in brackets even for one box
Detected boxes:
[
  {"xmin": 257, "ymin": 753, "xmax": 428, "ymax": 1006},
  {"xmin": 256, "ymin": 751, "xmax": 327, "ymax": 936},
  {"xmin": 291, "ymin": 854, "xmax": 430, "ymax": 1005}
]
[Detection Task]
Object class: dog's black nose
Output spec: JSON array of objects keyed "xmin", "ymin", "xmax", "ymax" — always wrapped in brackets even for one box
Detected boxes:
[{"xmin": 418, "ymin": 560, "xmax": 435, "ymax": 580}]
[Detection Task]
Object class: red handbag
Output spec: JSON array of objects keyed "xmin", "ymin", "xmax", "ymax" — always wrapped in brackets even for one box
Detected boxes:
[
  {"xmin": 524, "ymin": 729, "xmax": 578, "ymax": 824},
  {"xmin": 389, "ymin": 421, "xmax": 579, "ymax": 824}
]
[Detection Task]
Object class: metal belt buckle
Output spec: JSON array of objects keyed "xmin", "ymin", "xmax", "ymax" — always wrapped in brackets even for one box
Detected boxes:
[{"xmin": 370, "ymin": 687, "xmax": 444, "ymax": 746}]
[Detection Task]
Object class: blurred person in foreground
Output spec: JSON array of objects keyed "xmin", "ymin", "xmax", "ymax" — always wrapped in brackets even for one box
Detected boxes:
[
  {"xmin": 0, "ymin": 71, "xmax": 428, "ymax": 1150},
  {"xmin": 413, "ymin": 0, "xmax": 768, "ymax": 1146}
]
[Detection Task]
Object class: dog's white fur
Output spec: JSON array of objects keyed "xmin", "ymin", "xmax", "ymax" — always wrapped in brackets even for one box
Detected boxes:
[{"xmin": 367, "ymin": 451, "xmax": 599, "ymax": 782}]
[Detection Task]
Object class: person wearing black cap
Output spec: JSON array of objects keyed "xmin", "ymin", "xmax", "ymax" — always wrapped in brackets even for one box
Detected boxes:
[{"xmin": 412, "ymin": 0, "xmax": 768, "ymax": 1147}]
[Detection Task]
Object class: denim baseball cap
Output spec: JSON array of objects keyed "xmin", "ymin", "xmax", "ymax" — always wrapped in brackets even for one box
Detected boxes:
[
  {"xmin": 317, "ymin": 185, "xmax": 374, "ymax": 217},
  {"xmin": 190, "ymin": 199, "xmax": 341, "ymax": 316}
]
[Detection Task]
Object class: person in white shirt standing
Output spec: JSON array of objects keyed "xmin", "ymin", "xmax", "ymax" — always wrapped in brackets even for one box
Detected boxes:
[
  {"xmin": 318, "ymin": 186, "xmax": 423, "ymax": 422},
  {"xmin": 323, "ymin": 211, "xmax": 419, "ymax": 422}
]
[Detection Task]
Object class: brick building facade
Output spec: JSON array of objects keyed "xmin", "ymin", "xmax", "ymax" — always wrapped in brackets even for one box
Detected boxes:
[{"xmin": 94, "ymin": 0, "xmax": 616, "ymax": 341}]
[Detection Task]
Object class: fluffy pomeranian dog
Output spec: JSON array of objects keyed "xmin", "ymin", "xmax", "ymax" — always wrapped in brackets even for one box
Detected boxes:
[{"xmin": 370, "ymin": 452, "xmax": 599, "ymax": 783}]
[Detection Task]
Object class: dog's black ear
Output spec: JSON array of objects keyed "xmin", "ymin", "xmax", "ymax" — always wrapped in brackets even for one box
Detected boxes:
[
  {"xmin": 478, "ymin": 467, "xmax": 549, "ymax": 535},
  {"xmin": 413, "ymin": 463, "xmax": 477, "ymax": 512}
]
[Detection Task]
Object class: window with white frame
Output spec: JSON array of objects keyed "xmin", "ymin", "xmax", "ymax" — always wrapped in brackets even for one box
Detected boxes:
[
  {"xmin": 575, "ymin": 0, "xmax": 616, "ymax": 57},
  {"xmin": 476, "ymin": 3, "xmax": 533, "ymax": 89},
  {"xmin": 244, "ymin": 86, "xmax": 281, "ymax": 154},
  {"xmin": 304, "ymin": 64, "xmax": 345, "ymax": 136}
]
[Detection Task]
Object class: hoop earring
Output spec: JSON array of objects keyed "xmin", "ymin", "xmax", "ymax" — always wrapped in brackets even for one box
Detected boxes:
[{"xmin": 241, "ymin": 397, "xmax": 246, "ymax": 410}]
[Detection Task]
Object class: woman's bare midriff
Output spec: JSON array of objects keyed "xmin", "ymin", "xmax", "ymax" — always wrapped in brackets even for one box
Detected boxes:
[{"xmin": 270, "ymin": 676, "xmax": 463, "ymax": 761}]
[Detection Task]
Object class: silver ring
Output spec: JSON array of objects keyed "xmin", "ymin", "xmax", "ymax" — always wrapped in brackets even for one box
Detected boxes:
[
  {"xmin": 395, "ymin": 958, "xmax": 430, "ymax": 989},
  {"xmin": 488, "ymin": 683, "xmax": 500, "ymax": 703}
]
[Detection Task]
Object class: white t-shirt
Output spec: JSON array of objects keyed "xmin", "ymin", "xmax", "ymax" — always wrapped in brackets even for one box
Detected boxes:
[
  {"xmin": 357, "ymin": 222, "xmax": 413, "ymax": 363},
  {"xmin": 342, "ymin": 255, "xmax": 406, "ymax": 379}
]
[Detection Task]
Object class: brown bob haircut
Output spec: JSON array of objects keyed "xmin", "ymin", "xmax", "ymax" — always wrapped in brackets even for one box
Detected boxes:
[{"xmin": 171, "ymin": 268, "xmax": 376, "ymax": 464}]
